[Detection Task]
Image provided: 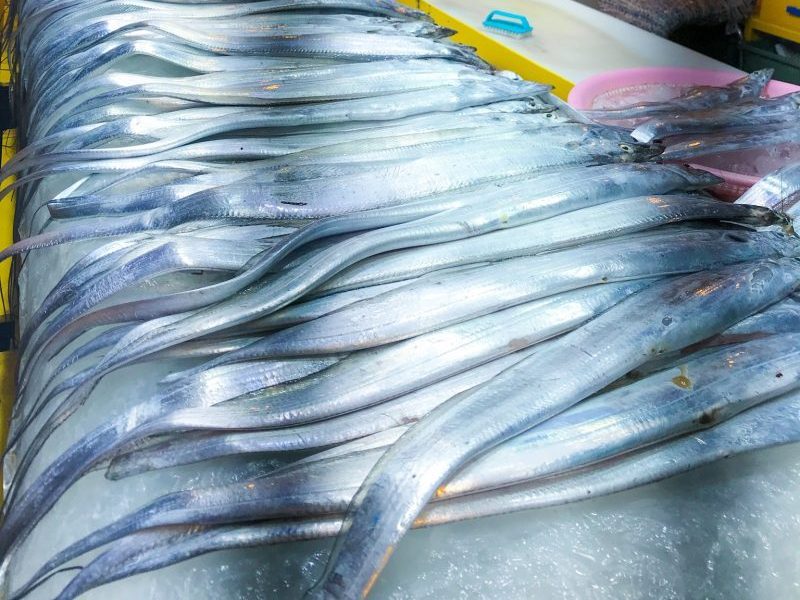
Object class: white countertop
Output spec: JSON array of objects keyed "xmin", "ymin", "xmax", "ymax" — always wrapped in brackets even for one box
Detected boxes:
[{"xmin": 431, "ymin": 0, "xmax": 740, "ymax": 83}]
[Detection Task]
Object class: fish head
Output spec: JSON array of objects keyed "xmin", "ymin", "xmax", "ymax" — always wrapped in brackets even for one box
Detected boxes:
[
  {"xmin": 665, "ymin": 164, "xmax": 725, "ymax": 189},
  {"xmin": 495, "ymin": 70, "xmax": 523, "ymax": 81},
  {"xmin": 435, "ymin": 26, "xmax": 459, "ymax": 38},
  {"xmin": 762, "ymin": 229, "xmax": 800, "ymax": 257},
  {"xmin": 523, "ymin": 96, "xmax": 555, "ymax": 112},
  {"xmin": 738, "ymin": 68, "xmax": 775, "ymax": 97},
  {"xmin": 614, "ymin": 139, "xmax": 665, "ymax": 162},
  {"xmin": 526, "ymin": 100, "xmax": 558, "ymax": 114},
  {"xmin": 721, "ymin": 227, "xmax": 800, "ymax": 258},
  {"xmin": 573, "ymin": 126, "xmax": 664, "ymax": 161},
  {"xmin": 787, "ymin": 91, "xmax": 800, "ymax": 108},
  {"xmin": 448, "ymin": 43, "xmax": 492, "ymax": 69},
  {"xmin": 385, "ymin": 0, "xmax": 433, "ymax": 21},
  {"xmin": 400, "ymin": 21, "xmax": 456, "ymax": 38},
  {"xmin": 740, "ymin": 205, "xmax": 792, "ymax": 229},
  {"xmin": 541, "ymin": 107, "xmax": 575, "ymax": 125}
]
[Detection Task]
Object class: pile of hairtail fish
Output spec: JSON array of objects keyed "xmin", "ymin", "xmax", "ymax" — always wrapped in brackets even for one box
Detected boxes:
[{"xmin": 0, "ymin": 0, "xmax": 799, "ymax": 598}]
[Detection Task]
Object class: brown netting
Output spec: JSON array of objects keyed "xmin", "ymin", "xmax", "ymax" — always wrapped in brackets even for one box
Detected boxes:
[{"xmin": 595, "ymin": 0, "xmax": 758, "ymax": 36}]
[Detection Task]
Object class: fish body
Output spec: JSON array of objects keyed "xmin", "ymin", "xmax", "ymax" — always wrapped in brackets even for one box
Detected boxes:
[
  {"xmin": 309, "ymin": 259, "xmax": 800, "ymax": 599},
  {"xmin": 584, "ymin": 69, "xmax": 773, "ymax": 122},
  {"xmin": 736, "ymin": 161, "xmax": 800, "ymax": 212}
]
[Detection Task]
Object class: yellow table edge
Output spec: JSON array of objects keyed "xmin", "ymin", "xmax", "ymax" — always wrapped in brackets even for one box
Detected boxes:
[
  {"xmin": 1, "ymin": 130, "xmax": 14, "ymax": 320},
  {"xmin": 746, "ymin": 17, "xmax": 800, "ymax": 46},
  {"xmin": 0, "ymin": 0, "xmax": 15, "ymax": 502},
  {"xmin": 399, "ymin": 0, "xmax": 574, "ymax": 99},
  {"xmin": 0, "ymin": 132, "xmax": 14, "ymax": 499},
  {"xmin": 0, "ymin": 351, "xmax": 14, "ymax": 466},
  {"xmin": 0, "ymin": 0, "xmax": 8, "ymax": 86},
  {"xmin": 0, "ymin": 0, "xmax": 12, "ymax": 315}
]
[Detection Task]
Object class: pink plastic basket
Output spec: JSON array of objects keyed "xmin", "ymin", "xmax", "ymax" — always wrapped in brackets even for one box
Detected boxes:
[{"xmin": 568, "ymin": 67, "xmax": 800, "ymax": 199}]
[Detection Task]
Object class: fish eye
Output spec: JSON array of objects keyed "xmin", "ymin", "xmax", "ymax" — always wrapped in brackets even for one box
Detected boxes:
[{"xmin": 619, "ymin": 143, "xmax": 632, "ymax": 152}]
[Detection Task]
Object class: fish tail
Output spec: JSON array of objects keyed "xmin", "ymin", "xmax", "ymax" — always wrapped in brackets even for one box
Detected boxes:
[
  {"xmin": 0, "ymin": 211, "xmax": 156, "ymax": 262},
  {"xmin": 14, "ymin": 509, "xmax": 155, "ymax": 600},
  {"xmin": 48, "ymin": 529, "xmax": 186, "ymax": 600},
  {"xmin": 46, "ymin": 194, "xmax": 109, "ymax": 218},
  {"xmin": 0, "ymin": 420, "xmax": 122, "ymax": 559}
]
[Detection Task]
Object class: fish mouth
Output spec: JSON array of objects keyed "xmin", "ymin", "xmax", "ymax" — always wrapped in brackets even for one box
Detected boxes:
[
  {"xmin": 641, "ymin": 141, "xmax": 666, "ymax": 159},
  {"xmin": 623, "ymin": 141, "xmax": 664, "ymax": 162},
  {"xmin": 666, "ymin": 164, "xmax": 725, "ymax": 187}
]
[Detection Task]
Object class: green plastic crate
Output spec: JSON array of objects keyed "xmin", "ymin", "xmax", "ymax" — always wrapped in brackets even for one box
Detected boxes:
[{"xmin": 740, "ymin": 38, "xmax": 800, "ymax": 85}]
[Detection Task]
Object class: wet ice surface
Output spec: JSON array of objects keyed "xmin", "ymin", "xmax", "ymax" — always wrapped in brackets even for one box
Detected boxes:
[{"xmin": 13, "ymin": 442, "xmax": 800, "ymax": 599}]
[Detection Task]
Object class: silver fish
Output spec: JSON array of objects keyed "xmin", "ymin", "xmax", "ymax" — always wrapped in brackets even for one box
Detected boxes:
[
  {"xmin": 16, "ymin": 340, "xmax": 800, "ymax": 600},
  {"xmin": 583, "ymin": 69, "xmax": 773, "ymax": 122},
  {"xmin": 309, "ymin": 259, "xmax": 800, "ymax": 599},
  {"xmin": 631, "ymin": 92, "xmax": 800, "ymax": 142},
  {"xmin": 22, "ymin": 224, "xmax": 790, "ymax": 465},
  {"xmin": 735, "ymin": 161, "xmax": 800, "ymax": 212}
]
